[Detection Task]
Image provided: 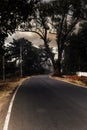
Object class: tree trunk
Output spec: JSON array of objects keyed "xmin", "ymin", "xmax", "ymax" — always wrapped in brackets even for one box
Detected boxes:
[
  {"xmin": 43, "ymin": 28, "xmax": 56, "ymax": 71},
  {"xmin": 52, "ymin": 53, "xmax": 62, "ymax": 77},
  {"xmin": 44, "ymin": 39, "xmax": 56, "ymax": 70},
  {"xmin": 53, "ymin": 62, "xmax": 61, "ymax": 76},
  {"xmin": 3, "ymin": 55, "xmax": 5, "ymax": 80}
]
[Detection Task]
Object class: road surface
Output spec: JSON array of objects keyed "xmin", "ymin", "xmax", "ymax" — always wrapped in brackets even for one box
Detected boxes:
[{"xmin": 7, "ymin": 75, "xmax": 87, "ymax": 130}]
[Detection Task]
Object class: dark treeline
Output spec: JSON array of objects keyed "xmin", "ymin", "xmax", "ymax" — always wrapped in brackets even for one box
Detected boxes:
[{"xmin": 0, "ymin": 38, "xmax": 52, "ymax": 78}]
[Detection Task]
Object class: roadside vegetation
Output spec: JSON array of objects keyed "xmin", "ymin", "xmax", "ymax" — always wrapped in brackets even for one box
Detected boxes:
[
  {"xmin": 51, "ymin": 75, "xmax": 87, "ymax": 88},
  {"xmin": 0, "ymin": 0, "xmax": 87, "ymax": 100},
  {"xmin": 0, "ymin": 0, "xmax": 87, "ymax": 78},
  {"xmin": 0, "ymin": 76, "xmax": 29, "ymax": 130},
  {"xmin": 65, "ymin": 75, "xmax": 87, "ymax": 87},
  {"xmin": 0, "ymin": 77, "xmax": 28, "ymax": 105}
]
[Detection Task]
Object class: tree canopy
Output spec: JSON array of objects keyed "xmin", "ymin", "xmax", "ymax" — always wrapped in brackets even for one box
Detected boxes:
[
  {"xmin": 0, "ymin": 0, "xmax": 87, "ymax": 78},
  {"xmin": 4, "ymin": 38, "xmax": 51, "ymax": 76}
]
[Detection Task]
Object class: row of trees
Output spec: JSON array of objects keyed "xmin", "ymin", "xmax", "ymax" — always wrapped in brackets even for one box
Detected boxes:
[
  {"xmin": 0, "ymin": 38, "xmax": 52, "ymax": 78},
  {"xmin": 0, "ymin": 0, "xmax": 87, "ymax": 78}
]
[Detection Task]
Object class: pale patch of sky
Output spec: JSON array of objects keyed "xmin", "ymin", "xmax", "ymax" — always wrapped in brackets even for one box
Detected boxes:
[
  {"xmin": 5, "ymin": 31, "xmax": 56, "ymax": 48},
  {"xmin": 5, "ymin": 32, "xmax": 34, "ymax": 45},
  {"xmin": 73, "ymin": 22, "xmax": 81, "ymax": 35},
  {"xmin": 43, "ymin": 0, "xmax": 54, "ymax": 2},
  {"xmin": 73, "ymin": 20, "xmax": 87, "ymax": 35}
]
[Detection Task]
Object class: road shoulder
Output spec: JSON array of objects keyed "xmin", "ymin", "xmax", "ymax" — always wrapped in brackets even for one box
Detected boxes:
[
  {"xmin": 49, "ymin": 75, "xmax": 87, "ymax": 88},
  {"xmin": 0, "ymin": 77, "xmax": 29, "ymax": 130}
]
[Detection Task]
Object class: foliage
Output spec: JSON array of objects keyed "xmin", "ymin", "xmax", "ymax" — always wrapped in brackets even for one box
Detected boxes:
[
  {"xmin": 0, "ymin": 0, "xmax": 87, "ymax": 77},
  {"xmin": 0, "ymin": 0, "xmax": 40, "ymax": 77},
  {"xmin": 0, "ymin": 0, "xmax": 39, "ymax": 57},
  {"xmin": 47, "ymin": 0, "xmax": 87, "ymax": 75},
  {"xmin": 6, "ymin": 38, "xmax": 51, "ymax": 76},
  {"xmin": 19, "ymin": 1, "xmax": 56, "ymax": 70},
  {"xmin": 63, "ymin": 20, "xmax": 87, "ymax": 74}
]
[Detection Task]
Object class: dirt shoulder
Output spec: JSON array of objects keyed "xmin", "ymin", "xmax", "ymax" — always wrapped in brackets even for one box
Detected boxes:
[
  {"xmin": 50, "ymin": 75, "xmax": 87, "ymax": 88},
  {"xmin": 0, "ymin": 77, "xmax": 29, "ymax": 130}
]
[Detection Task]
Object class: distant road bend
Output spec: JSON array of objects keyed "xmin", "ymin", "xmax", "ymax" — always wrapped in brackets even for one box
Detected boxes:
[{"xmin": 5, "ymin": 75, "xmax": 87, "ymax": 130}]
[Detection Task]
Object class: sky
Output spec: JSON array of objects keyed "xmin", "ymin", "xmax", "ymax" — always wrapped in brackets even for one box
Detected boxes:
[
  {"xmin": 43, "ymin": 0, "xmax": 54, "ymax": 2},
  {"xmin": 5, "ymin": 31, "xmax": 57, "ymax": 47}
]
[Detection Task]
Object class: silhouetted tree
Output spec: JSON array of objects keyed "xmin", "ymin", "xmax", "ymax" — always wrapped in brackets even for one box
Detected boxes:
[
  {"xmin": 0, "ymin": 0, "xmax": 39, "ymax": 50},
  {"xmin": 66, "ymin": 20, "xmax": 87, "ymax": 73},
  {"xmin": 19, "ymin": 1, "xmax": 56, "ymax": 71},
  {"xmin": 49, "ymin": 0, "xmax": 87, "ymax": 76},
  {"xmin": 24, "ymin": 0, "xmax": 87, "ymax": 76},
  {"xmin": 6, "ymin": 38, "xmax": 51, "ymax": 76},
  {"xmin": 0, "ymin": 0, "xmax": 39, "ymax": 78}
]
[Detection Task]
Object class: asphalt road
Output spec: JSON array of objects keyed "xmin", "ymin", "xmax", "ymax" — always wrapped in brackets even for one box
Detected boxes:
[{"xmin": 8, "ymin": 75, "xmax": 87, "ymax": 130}]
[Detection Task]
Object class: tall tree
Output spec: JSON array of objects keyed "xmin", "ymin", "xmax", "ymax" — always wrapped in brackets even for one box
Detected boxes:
[
  {"xmin": 48, "ymin": 0, "xmax": 86, "ymax": 76},
  {"xmin": 0, "ymin": 0, "xmax": 39, "ymax": 49},
  {"xmin": 19, "ymin": 1, "xmax": 56, "ymax": 70},
  {"xmin": 69, "ymin": 20, "xmax": 87, "ymax": 72},
  {"xmin": 0, "ymin": 0, "xmax": 39, "ymax": 78}
]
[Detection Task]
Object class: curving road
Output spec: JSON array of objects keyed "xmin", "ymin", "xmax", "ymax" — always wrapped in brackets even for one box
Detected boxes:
[{"xmin": 7, "ymin": 75, "xmax": 87, "ymax": 130}]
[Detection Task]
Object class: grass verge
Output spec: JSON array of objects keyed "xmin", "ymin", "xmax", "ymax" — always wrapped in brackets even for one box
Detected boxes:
[
  {"xmin": 0, "ymin": 77, "xmax": 29, "ymax": 130},
  {"xmin": 50, "ymin": 75, "xmax": 87, "ymax": 88}
]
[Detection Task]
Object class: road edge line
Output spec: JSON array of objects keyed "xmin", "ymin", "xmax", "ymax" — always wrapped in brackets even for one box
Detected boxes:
[{"xmin": 2, "ymin": 85, "xmax": 20, "ymax": 130}]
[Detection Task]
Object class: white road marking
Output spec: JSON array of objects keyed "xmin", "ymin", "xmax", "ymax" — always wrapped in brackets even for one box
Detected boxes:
[{"xmin": 3, "ymin": 86, "xmax": 20, "ymax": 130}]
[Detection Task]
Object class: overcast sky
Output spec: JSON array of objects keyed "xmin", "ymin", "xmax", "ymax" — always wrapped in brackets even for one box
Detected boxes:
[{"xmin": 5, "ymin": 31, "xmax": 56, "ymax": 47}]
